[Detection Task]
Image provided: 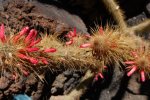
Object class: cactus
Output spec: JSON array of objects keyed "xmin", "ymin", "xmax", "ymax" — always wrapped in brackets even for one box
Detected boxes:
[{"xmin": 0, "ymin": 0, "xmax": 150, "ymax": 99}]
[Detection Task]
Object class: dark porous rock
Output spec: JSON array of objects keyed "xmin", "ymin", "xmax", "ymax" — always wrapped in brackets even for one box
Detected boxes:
[
  {"xmin": 126, "ymin": 12, "xmax": 150, "ymax": 39},
  {"xmin": 73, "ymin": 73, "xmax": 80, "ymax": 78},
  {"xmin": 63, "ymin": 78, "xmax": 75, "ymax": 91},
  {"xmin": 127, "ymin": 12, "xmax": 147, "ymax": 26},
  {"xmin": 51, "ymin": 70, "xmax": 82, "ymax": 95},
  {"xmin": 31, "ymin": 0, "xmax": 88, "ymax": 33},
  {"xmin": 51, "ymin": 73, "xmax": 67, "ymax": 94},
  {"xmin": 1, "ymin": 0, "xmax": 88, "ymax": 36},
  {"xmin": 63, "ymin": 70, "xmax": 73, "ymax": 77}
]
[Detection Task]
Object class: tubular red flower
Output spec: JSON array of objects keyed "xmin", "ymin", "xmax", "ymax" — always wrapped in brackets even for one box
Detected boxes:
[
  {"xmin": 41, "ymin": 58, "xmax": 48, "ymax": 64},
  {"xmin": 65, "ymin": 34, "xmax": 72, "ymax": 38},
  {"xmin": 25, "ymin": 29, "xmax": 37, "ymax": 44},
  {"xmin": 0, "ymin": 24, "xmax": 6, "ymax": 43},
  {"xmin": 140, "ymin": 70, "xmax": 145, "ymax": 82},
  {"xmin": 80, "ymin": 43, "xmax": 91, "ymax": 48},
  {"xmin": 13, "ymin": 35, "xmax": 21, "ymax": 43},
  {"xmin": 66, "ymin": 39, "xmax": 73, "ymax": 45},
  {"xmin": 19, "ymin": 26, "xmax": 29, "ymax": 36},
  {"xmin": 94, "ymin": 72, "xmax": 104, "ymax": 81},
  {"xmin": 28, "ymin": 38, "xmax": 42, "ymax": 47},
  {"xmin": 66, "ymin": 28, "xmax": 77, "ymax": 38},
  {"xmin": 70, "ymin": 27, "xmax": 77, "ymax": 37},
  {"xmin": 124, "ymin": 61, "xmax": 135, "ymax": 65},
  {"xmin": 28, "ymin": 57, "xmax": 38, "ymax": 65},
  {"xmin": 43, "ymin": 48, "xmax": 57, "ymax": 53},
  {"xmin": 17, "ymin": 54, "xmax": 28, "ymax": 59},
  {"xmin": 94, "ymin": 74, "xmax": 99, "ymax": 81},
  {"xmin": 13, "ymin": 26, "xmax": 30, "ymax": 43},
  {"xmin": 25, "ymin": 47, "xmax": 39, "ymax": 52},
  {"xmin": 127, "ymin": 65, "xmax": 137, "ymax": 76},
  {"xmin": 98, "ymin": 73, "xmax": 104, "ymax": 79}
]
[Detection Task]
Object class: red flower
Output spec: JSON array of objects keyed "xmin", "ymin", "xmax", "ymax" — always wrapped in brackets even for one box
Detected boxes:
[
  {"xmin": 24, "ymin": 29, "xmax": 37, "ymax": 44},
  {"xmin": 28, "ymin": 38, "xmax": 42, "ymax": 47},
  {"xmin": 13, "ymin": 26, "xmax": 29, "ymax": 43},
  {"xmin": 65, "ymin": 28, "xmax": 77, "ymax": 38},
  {"xmin": 140, "ymin": 70, "xmax": 145, "ymax": 82},
  {"xmin": 124, "ymin": 50, "xmax": 149, "ymax": 82},
  {"xmin": 70, "ymin": 27, "xmax": 77, "ymax": 37},
  {"xmin": 25, "ymin": 47, "xmax": 39, "ymax": 52},
  {"xmin": 0, "ymin": 24, "xmax": 6, "ymax": 43},
  {"xmin": 94, "ymin": 72, "xmax": 104, "ymax": 81},
  {"xmin": 80, "ymin": 43, "xmax": 91, "ymax": 48},
  {"xmin": 66, "ymin": 39, "xmax": 73, "ymax": 45},
  {"xmin": 124, "ymin": 61, "xmax": 135, "ymax": 65},
  {"xmin": 17, "ymin": 54, "xmax": 28, "ymax": 59},
  {"xmin": 19, "ymin": 26, "xmax": 29, "ymax": 36},
  {"xmin": 28, "ymin": 57, "xmax": 38, "ymax": 65},
  {"xmin": 43, "ymin": 48, "xmax": 57, "ymax": 53},
  {"xmin": 41, "ymin": 58, "xmax": 48, "ymax": 65},
  {"xmin": 126, "ymin": 65, "xmax": 137, "ymax": 76}
]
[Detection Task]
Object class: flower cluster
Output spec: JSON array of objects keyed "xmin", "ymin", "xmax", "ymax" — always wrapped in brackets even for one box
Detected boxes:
[
  {"xmin": 124, "ymin": 45, "xmax": 150, "ymax": 82},
  {"xmin": 0, "ymin": 24, "xmax": 56, "ymax": 77}
]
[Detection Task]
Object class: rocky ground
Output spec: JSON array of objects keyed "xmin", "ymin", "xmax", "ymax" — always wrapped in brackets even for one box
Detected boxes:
[{"xmin": 0, "ymin": 0, "xmax": 150, "ymax": 100}]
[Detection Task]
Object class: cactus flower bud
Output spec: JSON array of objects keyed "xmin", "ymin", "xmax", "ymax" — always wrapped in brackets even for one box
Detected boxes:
[
  {"xmin": 124, "ymin": 61, "xmax": 135, "ymax": 65},
  {"xmin": 80, "ymin": 43, "xmax": 91, "ymax": 48},
  {"xmin": 17, "ymin": 54, "xmax": 28, "ymax": 59},
  {"xmin": 25, "ymin": 47, "xmax": 39, "ymax": 52},
  {"xmin": 43, "ymin": 48, "xmax": 56, "ymax": 53},
  {"xmin": 0, "ymin": 24, "xmax": 6, "ymax": 43},
  {"xmin": 28, "ymin": 38, "xmax": 42, "ymax": 47},
  {"xmin": 127, "ymin": 65, "xmax": 137, "ymax": 76},
  {"xmin": 66, "ymin": 39, "xmax": 73, "ymax": 45},
  {"xmin": 140, "ymin": 70, "xmax": 145, "ymax": 82},
  {"xmin": 25, "ymin": 29, "xmax": 37, "ymax": 44},
  {"xmin": 28, "ymin": 57, "xmax": 38, "ymax": 65}
]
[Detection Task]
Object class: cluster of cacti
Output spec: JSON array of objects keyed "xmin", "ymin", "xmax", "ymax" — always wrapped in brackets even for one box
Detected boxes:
[{"xmin": 0, "ymin": 23, "xmax": 150, "ymax": 82}]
